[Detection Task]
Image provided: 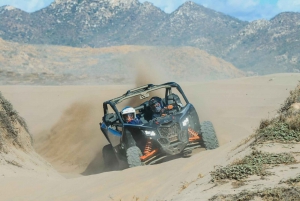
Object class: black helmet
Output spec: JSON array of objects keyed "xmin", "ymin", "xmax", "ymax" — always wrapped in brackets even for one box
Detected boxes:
[{"xmin": 149, "ymin": 97, "xmax": 163, "ymax": 113}]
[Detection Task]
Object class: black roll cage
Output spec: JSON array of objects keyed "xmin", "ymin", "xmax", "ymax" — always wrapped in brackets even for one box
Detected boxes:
[{"xmin": 102, "ymin": 82, "xmax": 189, "ymax": 124}]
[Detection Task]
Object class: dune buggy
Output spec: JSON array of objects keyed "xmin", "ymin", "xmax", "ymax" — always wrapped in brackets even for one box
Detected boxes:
[{"xmin": 100, "ymin": 82, "xmax": 219, "ymax": 170}]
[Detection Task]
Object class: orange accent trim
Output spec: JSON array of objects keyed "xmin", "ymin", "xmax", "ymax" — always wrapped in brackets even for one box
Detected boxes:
[
  {"xmin": 144, "ymin": 139, "xmax": 153, "ymax": 155},
  {"xmin": 140, "ymin": 149, "xmax": 159, "ymax": 161},
  {"xmin": 188, "ymin": 128, "xmax": 201, "ymax": 142},
  {"xmin": 167, "ymin": 105, "xmax": 174, "ymax": 110}
]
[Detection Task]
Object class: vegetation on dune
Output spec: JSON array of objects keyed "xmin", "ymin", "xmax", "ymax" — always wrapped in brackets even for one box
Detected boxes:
[
  {"xmin": 209, "ymin": 187, "xmax": 300, "ymax": 201},
  {"xmin": 281, "ymin": 175, "xmax": 300, "ymax": 186},
  {"xmin": 210, "ymin": 151, "xmax": 296, "ymax": 181},
  {"xmin": 255, "ymin": 119, "xmax": 300, "ymax": 143},
  {"xmin": 0, "ymin": 92, "xmax": 31, "ymax": 149},
  {"xmin": 253, "ymin": 82, "xmax": 300, "ymax": 144},
  {"xmin": 278, "ymin": 84, "xmax": 300, "ymax": 114},
  {"xmin": 209, "ymin": 83, "xmax": 300, "ymax": 200}
]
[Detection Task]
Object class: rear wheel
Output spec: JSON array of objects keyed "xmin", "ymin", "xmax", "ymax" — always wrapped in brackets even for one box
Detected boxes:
[
  {"xmin": 102, "ymin": 144, "xmax": 119, "ymax": 171},
  {"xmin": 201, "ymin": 121, "xmax": 219, "ymax": 150},
  {"xmin": 126, "ymin": 146, "xmax": 143, "ymax": 168}
]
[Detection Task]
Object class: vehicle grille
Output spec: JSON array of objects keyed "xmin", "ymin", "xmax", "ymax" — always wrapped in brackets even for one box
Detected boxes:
[
  {"xmin": 158, "ymin": 138, "xmax": 169, "ymax": 145},
  {"xmin": 158, "ymin": 123, "xmax": 182, "ymax": 143},
  {"xmin": 179, "ymin": 130, "xmax": 189, "ymax": 143}
]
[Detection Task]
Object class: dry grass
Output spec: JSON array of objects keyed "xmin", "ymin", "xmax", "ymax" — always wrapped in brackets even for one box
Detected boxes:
[
  {"xmin": 178, "ymin": 173, "xmax": 204, "ymax": 193},
  {"xmin": 231, "ymin": 181, "xmax": 246, "ymax": 189},
  {"xmin": 281, "ymin": 175, "xmax": 300, "ymax": 186},
  {"xmin": 209, "ymin": 187, "xmax": 300, "ymax": 201},
  {"xmin": 278, "ymin": 83, "xmax": 300, "ymax": 114}
]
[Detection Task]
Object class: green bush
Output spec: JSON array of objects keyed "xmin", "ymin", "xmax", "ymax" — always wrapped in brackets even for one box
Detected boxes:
[
  {"xmin": 256, "ymin": 120, "xmax": 300, "ymax": 143},
  {"xmin": 211, "ymin": 164, "xmax": 266, "ymax": 181},
  {"xmin": 211, "ymin": 151, "xmax": 296, "ymax": 181},
  {"xmin": 241, "ymin": 151, "xmax": 296, "ymax": 165}
]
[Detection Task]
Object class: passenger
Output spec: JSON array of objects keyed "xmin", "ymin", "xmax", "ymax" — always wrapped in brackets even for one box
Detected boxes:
[
  {"xmin": 121, "ymin": 106, "xmax": 143, "ymax": 125},
  {"xmin": 149, "ymin": 96, "xmax": 168, "ymax": 118}
]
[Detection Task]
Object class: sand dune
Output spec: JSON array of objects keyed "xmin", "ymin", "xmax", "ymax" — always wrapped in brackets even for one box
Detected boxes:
[
  {"xmin": 0, "ymin": 73, "xmax": 299, "ymax": 200},
  {"xmin": 0, "ymin": 37, "xmax": 244, "ymax": 85}
]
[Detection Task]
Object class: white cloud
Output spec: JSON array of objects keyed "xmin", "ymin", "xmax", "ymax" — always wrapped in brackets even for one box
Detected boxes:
[
  {"xmin": 0, "ymin": 0, "xmax": 53, "ymax": 12},
  {"xmin": 277, "ymin": 0, "xmax": 300, "ymax": 12}
]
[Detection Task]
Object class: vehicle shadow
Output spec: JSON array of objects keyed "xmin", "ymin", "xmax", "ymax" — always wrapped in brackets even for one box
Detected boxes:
[
  {"xmin": 148, "ymin": 147, "xmax": 206, "ymax": 165},
  {"xmin": 81, "ymin": 149, "xmax": 106, "ymax": 176},
  {"xmin": 81, "ymin": 147, "xmax": 206, "ymax": 175}
]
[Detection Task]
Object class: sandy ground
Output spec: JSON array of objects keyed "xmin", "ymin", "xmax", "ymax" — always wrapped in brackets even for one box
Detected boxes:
[{"xmin": 0, "ymin": 73, "xmax": 299, "ymax": 200}]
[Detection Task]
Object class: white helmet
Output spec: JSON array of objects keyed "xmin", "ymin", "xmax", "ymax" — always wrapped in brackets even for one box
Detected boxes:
[{"xmin": 121, "ymin": 106, "xmax": 136, "ymax": 122}]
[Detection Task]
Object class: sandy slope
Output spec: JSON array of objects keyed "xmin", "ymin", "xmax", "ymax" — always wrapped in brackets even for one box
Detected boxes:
[{"xmin": 0, "ymin": 73, "xmax": 299, "ymax": 200}]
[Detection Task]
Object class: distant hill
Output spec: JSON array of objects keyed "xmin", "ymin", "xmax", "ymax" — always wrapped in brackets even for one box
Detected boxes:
[
  {"xmin": 0, "ymin": 0, "xmax": 299, "ymax": 74},
  {"xmin": 0, "ymin": 38, "xmax": 244, "ymax": 85}
]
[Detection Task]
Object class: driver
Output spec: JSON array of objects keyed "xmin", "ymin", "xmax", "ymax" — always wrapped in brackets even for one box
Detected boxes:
[
  {"xmin": 121, "ymin": 106, "xmax": 143, "ymax": 125},
  {"xmin": 149, "ymin": 96, "xmax": 168, "ymax": 118}
]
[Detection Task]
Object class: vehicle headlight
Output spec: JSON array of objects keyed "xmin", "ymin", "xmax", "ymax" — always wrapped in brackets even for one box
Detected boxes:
[
  {"xmin": 145, "ymin": 130, "xmax": 156, "ymax": 136},
  {"xmin": 182, "ymin": 117, "xmax": 189, "ymax": 126}
]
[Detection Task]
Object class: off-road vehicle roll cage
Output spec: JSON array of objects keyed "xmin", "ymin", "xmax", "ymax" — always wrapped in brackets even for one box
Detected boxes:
[
  {"xmin": 102, "ymin": 82, "xmax": 188, "ymax": 122},
  {"xmin": 100, "ymin": 82, "xmax": 219, "ymax": 170}
]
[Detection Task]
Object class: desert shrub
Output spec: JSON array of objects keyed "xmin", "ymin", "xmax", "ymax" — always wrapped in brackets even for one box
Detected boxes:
[
  {"xmin": 211, "ymin": 151, "xmax": 296, "ymax": 181},
  {"xmin": 241, "ymin": 151, "xmax": 296, "ymax": 166},
  {"xmin": 0, "ymin": 92, "xmax": 32, "ymax": 145},
  {"xmin": 15, "ymin": 115, "xmax": 29, "ymax": 134},
  {"xmin": 255, "ymin": 120, "xmax": 300, "ymax": 143},
  {"xmin": 259, "ymin": 119, "xmax": 272, "ymax": 130},
  {"xmin": 211, "ymin": 164, "xmax": 266, "ymax": 181},
  {"xmin": 0, "ymin": 111, "xmax": 17, "ymax": 137},
  {"xmin": 209, "ymin": 187, "xmax": 300, "ymax": 201},
  {"xmin": 282, "ymin": 175, "xmax": 300, "ymax": 186},
  {"xmin": 287, "ymin": 116, "xmax": 300, "ymax": 131},
  {"xmin": 0, "ymin": 94, "xmax": 15, "ymax": 115},
  {"xmin": 278, "ymin": 83, "xmax": 300, "ymax": 114}
]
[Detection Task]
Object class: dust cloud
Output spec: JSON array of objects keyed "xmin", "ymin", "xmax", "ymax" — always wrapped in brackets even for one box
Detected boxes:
[
  {"xmin": 35, "ymin": 102, "xmax": 107, "ymax": 176},
  {"xmin": 34, "ymin": 54, "xmax": 173, "ymax": 176},
  {"xmin": 122, "ymin": 53, "xmax": 173, "ymax": 107}
]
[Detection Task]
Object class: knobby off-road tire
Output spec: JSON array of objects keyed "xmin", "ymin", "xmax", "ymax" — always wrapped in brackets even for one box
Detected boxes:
[
  {"xmin": 126, "ymin": 146, "xmax": 143, "ymax": 168},
  {"xmin": 102, "ymin": 144, "xmax": 119, "ymax": 171},
  {"xmin": 201, "ymin": 121, "xmax": 219, "ymax": 150}
]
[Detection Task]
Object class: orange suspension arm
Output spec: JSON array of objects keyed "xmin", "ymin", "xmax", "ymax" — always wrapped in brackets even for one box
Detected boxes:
[
  {"xmin": 140, "ymin": 139, "xmax": 159, "ymax": 162},
  {"xmin": 188, "ymin": 128, "xmax": 201, "ymax": 142}
]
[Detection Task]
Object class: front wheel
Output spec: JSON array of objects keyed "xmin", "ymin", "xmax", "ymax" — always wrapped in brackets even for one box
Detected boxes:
[
  {"xmin": 201, "ymin": 121, "xmax": 219, "ymax": 150},
  {"xmin": 126, "ymin": 146, "xmax": 143, "ymax": 168}
]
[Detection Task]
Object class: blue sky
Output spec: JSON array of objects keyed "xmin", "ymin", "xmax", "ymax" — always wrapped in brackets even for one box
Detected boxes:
[{"xmin": 0, "ymin": 0, "xmax": 299, "ymax": 21}]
